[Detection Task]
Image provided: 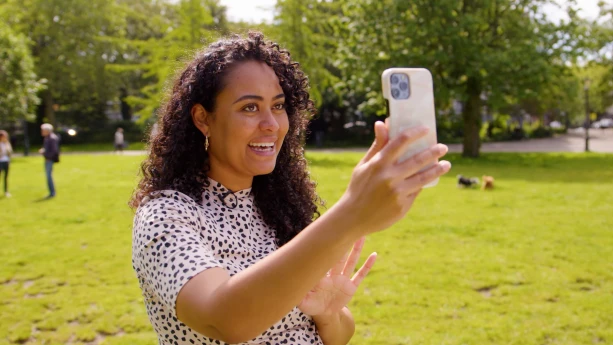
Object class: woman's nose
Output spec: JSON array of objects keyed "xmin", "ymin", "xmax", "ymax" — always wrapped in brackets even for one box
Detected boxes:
[{"xmin": 260, "ymin": 109, "xmax": 280, "ymax": 132}]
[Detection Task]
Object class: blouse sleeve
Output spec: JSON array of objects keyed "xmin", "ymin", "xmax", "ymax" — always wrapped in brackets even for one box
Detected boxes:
[{"xmin": 132, "ymin": 191, "xmax": 222, "ymax": 314}]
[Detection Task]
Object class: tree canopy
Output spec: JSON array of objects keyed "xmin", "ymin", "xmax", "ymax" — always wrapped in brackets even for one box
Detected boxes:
[{"xmin": 1, "ymin": 0, "xmax": 611, "ymax": 156}]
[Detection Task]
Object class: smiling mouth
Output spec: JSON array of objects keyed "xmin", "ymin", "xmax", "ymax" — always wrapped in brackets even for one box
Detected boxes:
[{"xmin": 248, "ymin": 142, "xmax": 275, "ymax": 152}]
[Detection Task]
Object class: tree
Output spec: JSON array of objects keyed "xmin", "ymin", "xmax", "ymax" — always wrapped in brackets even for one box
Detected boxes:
[
  {"xmin": 0, "ymin": 0, "xmax": 119, "ymax": 128},
  {"xmin": 109, "ymin": 0, "xmax": 230, "ymax": 121},
  {"xmin": 590, "ymin": 2, "xmax": 613, "ymax": 115},
  {"xmin": 274, "ymin": 0, "xmax": 343, "ymax": 105},
  {"xmin": 338, "ymin": 0, "xmax": 581, "ymax": 157},
  {"xmin": 0, "ymin": 23, "xmax": 45, "ymax": 124},
  {"xmin": 104, "ymin": 0, "xmax": 175, "ymax": 123}
]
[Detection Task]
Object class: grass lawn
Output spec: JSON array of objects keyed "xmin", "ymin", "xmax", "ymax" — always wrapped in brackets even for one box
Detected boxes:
[{"xmin": 1, "ymin": 152, "xmax": 612, "ymax": 345}]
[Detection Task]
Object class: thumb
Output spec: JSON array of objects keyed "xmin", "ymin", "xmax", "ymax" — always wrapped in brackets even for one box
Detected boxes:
[{"xmin": 360, "ymin": 121, "xmax": 388, "ymax": 164}]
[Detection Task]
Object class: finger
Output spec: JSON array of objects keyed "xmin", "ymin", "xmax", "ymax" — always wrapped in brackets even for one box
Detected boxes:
[
  {"xmin": 392, "ymin": 144, "xmax": 448, "ymax": 179},
  {"xmin": 360, "ymin": 121, "xmax": 388, "ymax": 164},
  {"xmin": 401, "ymin": 189, "xmax": 422, "ymax": 213},
  {"xmin": 399, "ymin": 160, "xmax": 451, "ymax": 194},
  {"xmin": 408, "ymin": 189, "xmax": 421, "ymax": 200},
  {"xmin": 380, "ymin": 126, "xmax": 429, "ymax": 163},
  {"xmin": 342, "ymin": 237, "xmax": 366, "ymax": 276},
  {"xmin": 329, "ymin": 250, "xmax": 350, "ymax": 276},
  {"xmin": 351, "ymin": 252, "xmax": 378, "ymax": 287}
]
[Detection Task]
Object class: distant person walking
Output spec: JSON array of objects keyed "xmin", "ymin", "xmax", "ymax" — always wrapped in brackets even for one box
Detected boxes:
[
  {"xmin": 39, "ymin": 124, "xmax": 60, "ymax": 198},
  {"xmin": 0, "ymin": 130, "xmax": 13, "ymax": 198},
  {"xmin": 114, "ymin": 127, "xmax": 125, "ymax": 153},
  {"xmin": 150, "ymin": 122, "xmax": 159, "ymax": 140}
]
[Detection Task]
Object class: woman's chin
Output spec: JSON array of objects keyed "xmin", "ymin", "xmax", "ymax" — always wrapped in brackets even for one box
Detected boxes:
[{"xmin": 247, "ymin": 161, "xmax": 277, "ymax": 177}]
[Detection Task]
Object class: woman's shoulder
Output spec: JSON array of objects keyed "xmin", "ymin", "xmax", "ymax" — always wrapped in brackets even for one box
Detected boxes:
[
  {"xmin": 133, "ymin": 189, "xmax": 205, "ymax": 235},
  {"xmin": 140, "ymin": 189, "xmax": 198, "ymax": 205},
  {"xmin": 136, "ymin": 189, "xmax": 202, "ymax": 217}
]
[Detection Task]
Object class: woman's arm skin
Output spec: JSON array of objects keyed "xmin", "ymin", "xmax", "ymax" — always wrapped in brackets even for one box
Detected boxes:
[
  {"xmin": 313, "ymin": 307, "xmax": 355, "ymax": 345},
  {"xmin": 176, "ymin": 123, "xmax": 451, "ymax": 343},
  {"xmin": 177, "ymin": 193, "xmax": 370, "ymax": 343},
  {"xmin": 296, "ymin": 236, "xmax": 377, "ymax": 345}
]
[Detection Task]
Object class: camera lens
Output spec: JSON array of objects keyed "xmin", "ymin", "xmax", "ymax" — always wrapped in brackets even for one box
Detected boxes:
[
  {"xmin": 391, "ymin": 75, "xmax": 399, "ymax": 84},
  {"xmin": 399, "ymin": 82, "xmax": 408, "ymax": 91},
  {"xmin": 391, "ymin": 88, "xmax": 400, "ymax": 98}
]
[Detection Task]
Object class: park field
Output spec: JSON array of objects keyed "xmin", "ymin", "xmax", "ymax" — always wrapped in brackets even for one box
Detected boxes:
[{"xmin": 1, "ymin": 152, "xmax": 612, "ymax": 345}]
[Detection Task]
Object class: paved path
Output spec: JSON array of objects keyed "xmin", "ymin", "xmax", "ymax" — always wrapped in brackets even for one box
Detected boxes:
[
  {"xmin": 13, "ymin": 129, "xmax": 613, "ymax": 157},
  {"xmin": 313, "ymin": 128, "xmax": 613, "ymax": 154}
]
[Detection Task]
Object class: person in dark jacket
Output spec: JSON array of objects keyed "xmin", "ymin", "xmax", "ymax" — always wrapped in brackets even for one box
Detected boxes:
[{"xmin": 39, "ymin": 123, "xmax": 60, "ymax": 198}]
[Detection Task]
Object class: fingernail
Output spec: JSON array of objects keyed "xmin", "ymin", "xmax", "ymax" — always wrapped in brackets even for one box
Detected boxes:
[
  {"xmin": 440, "ymin": 161, "xmax": 452, "ymax": 171},
  {"xmin": 404, "ymin": 127, "xmax": 427, "ymax": 136},
  {"xmin": 417, "ymin": 126, "xmax": 429, "ymax": 134},
  {"xmin": 436, "ymin": 144, "xmax": 448, "ymax": 154}
]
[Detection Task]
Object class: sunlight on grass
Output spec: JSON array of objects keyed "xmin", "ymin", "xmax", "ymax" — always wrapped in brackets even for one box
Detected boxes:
[{"xmin": 1, "ymin": 152, "xmax": 612, "ymax": 344}]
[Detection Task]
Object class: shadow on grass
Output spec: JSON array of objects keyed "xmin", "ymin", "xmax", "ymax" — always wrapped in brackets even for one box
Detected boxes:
[
  {"xmin": 33, "ymin": 196, "xmax": 55, "ymax": 203},
  {"xmin": 447, "ymin": 153, "xmax": 613, "ymax": 183},
  {"xmin": 308, "ymin": 152, "xmax": 613, "ymax": 184},
  {"xmin": 306, "ymin": 155, "xmax": 359, "ymax": 169}
]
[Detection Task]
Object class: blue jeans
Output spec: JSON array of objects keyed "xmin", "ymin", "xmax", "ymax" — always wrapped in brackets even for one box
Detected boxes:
[{"xmin": 45, "ymin": 160, "xmax": 55, "ymax": 196}]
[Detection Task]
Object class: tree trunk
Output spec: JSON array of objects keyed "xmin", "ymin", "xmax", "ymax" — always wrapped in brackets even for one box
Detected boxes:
[
  {"xmin": 120, "ymin": 87, "xmax": 132, "ymax": 121},
  {"xmin": 42, "ymin": 89, "xmax": 56, "ymax": 126},
  {"xmin": 462, "ymin": 77, "xmax": 482, "ymax": 157}
]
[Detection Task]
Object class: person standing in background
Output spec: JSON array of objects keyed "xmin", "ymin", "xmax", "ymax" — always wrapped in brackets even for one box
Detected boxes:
[
  {"xmin": 39, "ymin": 124, "xmax": 59, "ymax": 198},
  {"xmin": 114, "ymin": 127, "xmax": 125, "ymax": 153},
  {"xmin": 0, "ymin": 130, "xmax": 12, "ymax": 198},
  {"xmin": 149, "ymin": 122, "xmax": 159, "ymax": 140}
]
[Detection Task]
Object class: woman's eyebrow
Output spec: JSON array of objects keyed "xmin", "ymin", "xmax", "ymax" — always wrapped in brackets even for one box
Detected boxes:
[
  {"xmin": 233, "ymin": 95, "xmax": 263, "ymax": 104},
  {"xmin": 233, "ymin": 93, "xmax": 285, "ymax": 104}
]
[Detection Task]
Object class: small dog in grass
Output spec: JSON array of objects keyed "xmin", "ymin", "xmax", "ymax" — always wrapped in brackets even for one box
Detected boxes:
[
  {"xmin": 457, "ymin": 175, "xmax": 480, "ymax": 188},
  {"xmin": 482, "ymin": 175, "xmax": 495, "ymax": 190}
]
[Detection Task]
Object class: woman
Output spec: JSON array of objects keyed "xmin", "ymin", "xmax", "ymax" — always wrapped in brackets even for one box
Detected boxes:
[
  {"xmin": 0, "ymin": 130, "xmax": 12, "ymax": 198},
  {"xmin": 130, "ymin": 32, "xmax": 450, "ymax": 345}
]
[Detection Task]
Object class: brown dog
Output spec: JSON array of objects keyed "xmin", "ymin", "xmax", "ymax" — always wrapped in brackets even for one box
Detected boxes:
[{"xmin": 482, "ymin": 175, "xmax": 494, "ymax": 190}]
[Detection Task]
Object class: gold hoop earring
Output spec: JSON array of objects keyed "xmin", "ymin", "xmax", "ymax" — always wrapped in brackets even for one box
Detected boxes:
[{"xmin": 205, "ymin": 136, "xmax": 209, "ymax": 151}]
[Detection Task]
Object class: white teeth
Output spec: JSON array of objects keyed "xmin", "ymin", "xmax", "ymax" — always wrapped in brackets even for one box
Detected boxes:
[{"xmin": 249, "ymin": 142, "xmax": 274, "ymax": 147}]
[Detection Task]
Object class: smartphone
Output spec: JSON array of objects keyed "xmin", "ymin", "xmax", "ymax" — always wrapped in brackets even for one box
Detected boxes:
[{"xmin": 382, "ymin": 68, "xmax": 438, "ymax": 188}]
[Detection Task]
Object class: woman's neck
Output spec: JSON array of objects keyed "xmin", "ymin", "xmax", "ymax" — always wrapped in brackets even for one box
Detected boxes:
[{"xmin": 207, "ymin": 167, "xmax": 253, "ymax": 192}]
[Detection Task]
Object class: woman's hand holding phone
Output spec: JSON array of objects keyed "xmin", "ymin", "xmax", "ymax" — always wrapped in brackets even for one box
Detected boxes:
[{"xmin": 337, "ymin": 120, "xmax": 450, "ymax": 236}]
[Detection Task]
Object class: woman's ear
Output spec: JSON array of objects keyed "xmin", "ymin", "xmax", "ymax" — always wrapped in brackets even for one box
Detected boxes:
[{"xmin": 191, "ymin": 104, "xmax": 210, "ymax": 136}]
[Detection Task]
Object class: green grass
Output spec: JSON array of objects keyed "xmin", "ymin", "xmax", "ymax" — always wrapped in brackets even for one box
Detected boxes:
[{"xmin": 1, "ymin": 152, "xmax": 612, "ymax": 345}]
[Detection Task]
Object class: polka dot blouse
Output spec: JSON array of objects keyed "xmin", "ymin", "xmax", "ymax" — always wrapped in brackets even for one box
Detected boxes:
[{"xmin": 132, "ymin": 178, "xmax": 324, "ymax": 345}]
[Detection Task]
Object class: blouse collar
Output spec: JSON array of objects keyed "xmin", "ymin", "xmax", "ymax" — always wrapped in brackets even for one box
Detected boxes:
[{"xmin": 203, "ymin": 177, "xmax": 252, "ymax": 209}]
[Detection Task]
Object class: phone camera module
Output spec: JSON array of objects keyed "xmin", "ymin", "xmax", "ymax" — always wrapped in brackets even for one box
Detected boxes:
[{"xmin": 389, "ymin": 73, "xmax": 410, "ymax": 99}]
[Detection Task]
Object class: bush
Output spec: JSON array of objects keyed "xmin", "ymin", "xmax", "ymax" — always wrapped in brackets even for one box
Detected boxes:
[
  {"xmin": 437, "ymin": 116, "xmax": 464, "ymax": 143},
  {"xmin": 482, "ymin": 114, "xmax": 518, "ymax": 142},
  {"xmin": 7, "ymin": 120, "xmax": 148, "ymax": 152},
  {"xmin": 58, "ymin": 121, "xmax": 147, "ymax": 146},
  {"xmin": 527, "ymin": 125, "xmax": 552, "ymax": 139}
]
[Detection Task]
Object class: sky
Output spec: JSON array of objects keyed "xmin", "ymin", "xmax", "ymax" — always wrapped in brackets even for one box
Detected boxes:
[
  {"xmin": 219, "ymin": 0, "xmax": 277, "ymax": 23},
  {"xmin": 219, "ymin": 0, "xmax": 610, "ymax": 24}
]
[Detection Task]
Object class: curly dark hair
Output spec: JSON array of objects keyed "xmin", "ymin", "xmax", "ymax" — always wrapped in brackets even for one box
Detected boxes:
[{"xmin": 130, "ymin": 32, "xmax": 323, "ymax": 246}]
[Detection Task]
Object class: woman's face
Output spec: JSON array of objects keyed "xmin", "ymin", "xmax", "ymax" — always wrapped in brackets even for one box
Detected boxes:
[{"xmin": 192, "ymin": 60, "xmax": 289, "ymax": 189}]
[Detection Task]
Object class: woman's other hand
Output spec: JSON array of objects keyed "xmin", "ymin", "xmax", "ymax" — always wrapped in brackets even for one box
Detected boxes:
[{"xmin": 298, "ymin": 237, "xmax": 376, "ymax": 316}]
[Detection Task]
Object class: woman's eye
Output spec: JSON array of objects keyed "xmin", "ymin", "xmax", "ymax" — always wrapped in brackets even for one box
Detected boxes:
[
  {"xmin": 243, "ymin": 104, "xmax": 258, "ymax": 112},
  {"xmin": 273, "ymin": 103, "xmax": 285, "ymax": 110}
]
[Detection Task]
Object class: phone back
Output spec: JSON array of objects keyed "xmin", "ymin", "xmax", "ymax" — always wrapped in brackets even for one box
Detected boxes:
[{"xmin": 382, "ymin": 68, "xmax": 438, "ymax": 187}]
